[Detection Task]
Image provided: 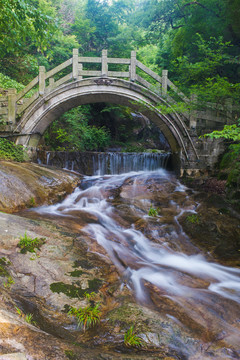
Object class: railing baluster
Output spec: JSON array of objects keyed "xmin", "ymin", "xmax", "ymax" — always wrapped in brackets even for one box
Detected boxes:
[
  {"xmin": 8, "ymin": 88, "xmax": 17, "ymax": 125},
  {"xmin": 162, "ymin": 70, "xmax": 168, "ymax": 95},
  {"xmin": 101, "ymin": 50, "xmax": 108, "ymax": 77},
  {"xmin": 130, "ymin": 51, "xmax": 136, "ymax": 81},
  {"xmin": 39, "ymin": 66, "xmax": 46, "ymax": 95},
  {"xmin": 78, "ymin": 63, "xmax": 83, "ymax": 80},
  {"xmin": 73, "ymin": 48, "xmax": 79, "ymax": 80}
]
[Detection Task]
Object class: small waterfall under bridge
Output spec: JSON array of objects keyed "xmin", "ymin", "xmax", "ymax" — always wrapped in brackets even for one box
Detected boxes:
[{"xmin": 37, "ymin": 151, "xmax": 170, "ymax": 175}]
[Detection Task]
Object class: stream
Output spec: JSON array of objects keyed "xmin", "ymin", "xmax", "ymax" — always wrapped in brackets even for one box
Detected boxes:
[{"xmin": 26, "ymin": 161, "xmax": 240, "ymax": 358}]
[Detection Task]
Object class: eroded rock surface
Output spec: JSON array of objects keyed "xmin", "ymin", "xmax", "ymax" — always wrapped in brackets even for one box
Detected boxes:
[{"xmin": 0, "ymin": 161, "xmax": 80, "ymax": 213}]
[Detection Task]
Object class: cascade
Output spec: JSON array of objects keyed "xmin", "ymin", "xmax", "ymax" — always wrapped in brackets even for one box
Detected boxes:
[
  {"xmin": 22, "ymin": 162, "xmax": 240, "ymax": 358},
  {"xmin": 32, "ymin": 168, "xmax": 240, "ymax": 357},
  {"xmin": 37, "ymin": 150, "xmax": 170, "ymax": 175}
]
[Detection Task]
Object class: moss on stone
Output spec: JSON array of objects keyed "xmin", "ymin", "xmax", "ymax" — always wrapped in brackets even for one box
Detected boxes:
[
  {"xmin": 0, "ymin": 257, "xmax": 10, "ymax": 277},
  {"xmin": 69, "ymin": 270, "xmax": 84, "ymax": 277},
  {"xmin": 88, "ymin": 278, "xmax": 103, "ymax": 292},
  {"xmin": 73, "ymin": 259, "xmax": 94, "ymax": 270},
  {"xmin": 50, "ymin": 282, "xmax": 86, "ymax": 298},
  {"xmin": 50, "ymin": 278, "xmax": 103, "ymax": 298}
]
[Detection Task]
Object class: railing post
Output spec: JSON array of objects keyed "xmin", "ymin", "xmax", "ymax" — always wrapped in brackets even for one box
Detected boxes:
[
  {"xmin": 7, "ymin": 88, "xmax": 17, "ymax": 125},
  {"xmin": 162, "ymin": 70, "xmax": 168, "ymax": 95},
  {"xmin": 49, "ymin": 77, "xmax": 55, "ymax": 87},
  {"xmin": 39, "ymin": 66, "xmax": 46, "ymax": 95},
  {"xmin": 78, "ymin": 63, "xmax": 83, "ymax": 80},
  {"xmin": 130, "ymin": 51, "xmax": 136, "ymax": 81},
  {"xmin": 72, "ymin": 48, "xmax": 79, "ymax": 80},
  {"xmin": 190, "ymin": 93, "xmax": 198, "ymax": 129},
  {"xmin": 101, "ymin": 50, "xmax": 108, "ymax": 77}
]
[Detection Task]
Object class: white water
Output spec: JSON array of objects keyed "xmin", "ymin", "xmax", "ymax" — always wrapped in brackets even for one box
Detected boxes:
[{"xmin": 35, "ymin": 170, "xmax": 240, "ymax": 307}]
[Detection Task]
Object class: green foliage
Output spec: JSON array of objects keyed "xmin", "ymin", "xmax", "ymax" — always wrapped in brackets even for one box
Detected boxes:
[
  {"xmin": 124, "ymin": 325, "xmax": 143, "ymax": 348},
  {"xmin": 29, "ymin": 197, "xmax": 36, "ymax": 207},
  {"xmin": 0, "ymin": 0, "xmax": 56, "ymax": 54},
  {"xmin": 3, "ymin": 276, "xmax": 15, "ymax": 289},
  {"xmin": 203, "ymin": 121, "xmax": 240, "ymax": 142},
  {"xmin": 65, "ymin": 350, "xmax": 77, "ymax": 360},
  {"xmin": 148, "ymin": 205, "xmax": 159, "ymax": 217},
  {"xmin": 68, "ymin": 303, "xmax": 101, "ymax": 331},
  {"xmin": 186, "ymin": 214, "xmax": 200, "ymax": 224},
  {"xmin": 44, "ymin": 106, "xmax": 111, "ymax": 151},
  {"xmin": 122, "ymin": 144, "xmax": 145, "ymax": 153},
  {"xmin": 84, "ymin": 291, "xmax": 97, "ymax": 301},
  {"xmin": 0, "ymin": 73, "xmax": 24, "ymax": 92},
  {"xmin": 0, "ymin": 138, "xmax": 27, "ymax": 162},
  {"xmin": 17, "ymin": 232, "xmax": 46, "ymax": 254},
  {"xmin": 15, "ymin": 306, "xmax": 36, "ymax": 325}
]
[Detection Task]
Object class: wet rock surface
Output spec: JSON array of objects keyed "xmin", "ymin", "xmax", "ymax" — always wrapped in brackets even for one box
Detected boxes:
[
  {"xmin": 0, "ymin": 161, "xmax": 80, "ymax": 213},
  {"xmin": 179, "ymin": 193, "xmax": 240, "ymax": 266},
  {"xmin": 0, "ymin": 166, "xmax": 240, "ymax": 359}
]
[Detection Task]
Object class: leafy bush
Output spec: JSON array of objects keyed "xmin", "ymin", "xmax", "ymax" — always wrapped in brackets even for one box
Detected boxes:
[
  {"xmin": 0, "ymin": 138, "xmax": 27, "ymax": 162},
  {"xmin": 203, "ymin": 122, "xmax": 240, "ymax": 142},
  {"xmin": 124, "ymin": 325, "xmax": 143, "ymax": 348},
  {"xmin": 148, "ymin": 205, "xmax": 159, "ymax": 217},
  {"xmin": 0, "ymin": 73, "xmax": 25, "ymax": 92},
  {"xmin": 68, "ymin": 303, "xmax": 101, "ymax": 331},
  {"xmin": 15, "ymin": 306, "xmax": 36, "ymax": 325},
  {"xmin": 17, "ymin": 232, "xmax": 46, "ymax": 254},
  {"xmin": 44, "ymin": 106, "xmax": 111, "ymax": 151}
]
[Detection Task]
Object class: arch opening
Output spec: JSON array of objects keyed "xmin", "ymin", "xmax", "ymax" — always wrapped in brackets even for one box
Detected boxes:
[{"xmin": 15, "ymin": 78, "xmax": 197, "ymax": 173}]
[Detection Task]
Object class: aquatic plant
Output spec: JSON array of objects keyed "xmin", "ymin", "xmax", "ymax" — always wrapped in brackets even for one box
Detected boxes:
[
  {"xmin": 68, "ymin": 303, "xmax": 101, "ymax": 331},
  {"xmin": 124, "ymin": 325, "xmax": 143, "ymax": 348},
  {"xmin": 17, "ymin": 232, "xmax": 46, "ymax": 254}
]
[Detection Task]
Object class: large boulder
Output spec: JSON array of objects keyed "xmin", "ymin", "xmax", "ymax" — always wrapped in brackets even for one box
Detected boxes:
[{"xmin": 0, "ymin": 161, "xmax": 80, "ymax": 213}]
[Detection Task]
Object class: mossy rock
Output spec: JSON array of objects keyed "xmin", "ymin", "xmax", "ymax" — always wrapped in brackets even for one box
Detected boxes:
[{"xmin": 50, "ymin": 278, "xmax": 103, "ymax": 299}]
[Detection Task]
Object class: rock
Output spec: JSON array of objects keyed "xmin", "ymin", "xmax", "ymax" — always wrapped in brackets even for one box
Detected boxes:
[
  {"xmin": 0, "ymin": 161, "xmax": 80, "ymax": 213},
  {"xmin": 0, "ymin": 353, "xmax": 27, "ymax": 360}
]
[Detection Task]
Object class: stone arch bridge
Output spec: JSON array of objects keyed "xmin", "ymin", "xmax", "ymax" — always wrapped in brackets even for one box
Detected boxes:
[{"xmin": 0, "ymin": 49, "xmax": 231, "ymax": 173}]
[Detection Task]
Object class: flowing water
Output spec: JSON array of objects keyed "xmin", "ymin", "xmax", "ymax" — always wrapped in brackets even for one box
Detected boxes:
[
  {"xmin": 37, "ymin": 150, "xmax": 170, "ymax": 175},
  {"xmin": 27, "ymin": 164, "xmax": 240, "ymax": 357}
]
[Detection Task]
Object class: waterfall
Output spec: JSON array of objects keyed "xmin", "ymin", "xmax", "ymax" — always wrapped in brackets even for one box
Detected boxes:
[{"xmin": 37, "ymin": 150, "xmax": 170, "ymax": 175}]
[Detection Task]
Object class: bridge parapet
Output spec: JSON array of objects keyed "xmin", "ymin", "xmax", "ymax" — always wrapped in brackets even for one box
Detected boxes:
[{"xmin": 0, "ymin": 49, "xmax": 238, "ymax": 138}]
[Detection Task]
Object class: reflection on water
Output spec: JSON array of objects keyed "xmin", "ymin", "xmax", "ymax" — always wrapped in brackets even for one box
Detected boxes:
[{"xmin": 33, "ymin": 169, "xmax": 240, "ymax": 353}]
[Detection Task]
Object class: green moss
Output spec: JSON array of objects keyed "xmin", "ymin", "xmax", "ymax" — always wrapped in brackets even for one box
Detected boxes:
[
  {"xmin": 50, "ymin": 282, "xmax": 86, "ymax": 298},
  {"xmin": 0, "ymin": 257, "xmax": 10, "ymax": 266},
  {"xmin": 186, "ymin": 214, "xmax": 200, "ymax": 224},
  {"xmin": 88, "ymin": 278, "xmax": 103, "ymax": 292},
  {"xmin": 0, "ymin": 257, "xmax": 10, "ymax": 277},
  {"xmin": 108, "ymin": 304, "xmax": 144, "ymax": 328},
  {"xmin": 73, "ymin": 259, "xmax": 94, "ymax": 270},
  {"xmin": 65, "ymin": 350, "xmax": 77, "ymax": 360},
  {"xmin": 69, "ymin": 270, "xmax": 84, "ymax": 277},
  {"xmin": 0, "ymin": 265, "xmax": 9, "ymax": 277},
  {"xmin": 50, "ymin": 278, "xmax": 102, "ymax": 298}
]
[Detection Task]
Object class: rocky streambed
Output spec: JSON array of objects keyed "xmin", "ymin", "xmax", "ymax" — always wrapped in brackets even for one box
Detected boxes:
[{"xmin": 0, "ymin": 162, "xmax": 239, "ymax": 360}]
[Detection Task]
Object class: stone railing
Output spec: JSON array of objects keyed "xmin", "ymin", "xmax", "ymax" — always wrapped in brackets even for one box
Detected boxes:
[
  {"xmin": 0, "ymin": 48, "xmax": 239, "ymax": 132},
  {"xmin": 0, "ymin": 49, "xmax": 189, "ymax": 127}
]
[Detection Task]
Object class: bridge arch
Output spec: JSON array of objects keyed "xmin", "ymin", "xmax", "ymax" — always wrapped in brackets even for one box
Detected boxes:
[{"xmin": 15, "ymin": 77, "xmax": 198, "ymax": 165}]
